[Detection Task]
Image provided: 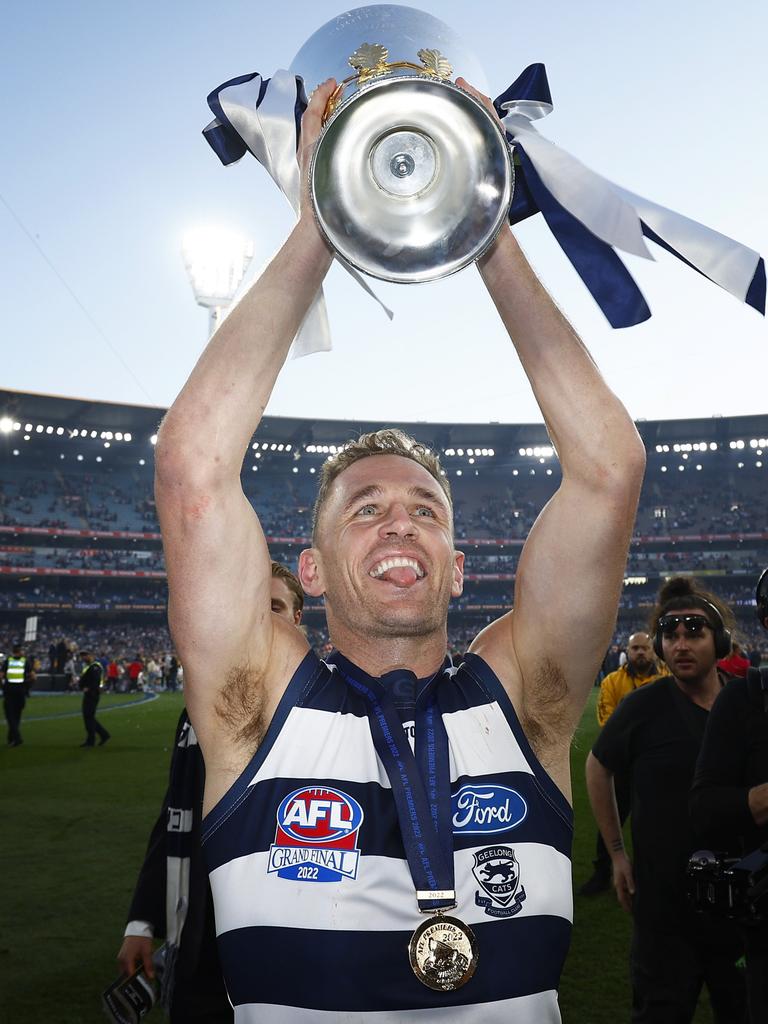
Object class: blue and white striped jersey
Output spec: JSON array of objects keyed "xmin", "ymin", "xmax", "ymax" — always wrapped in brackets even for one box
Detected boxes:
[{"xmin": 202, "ymin": 651, "xmax": 573, "ymax": 1022}]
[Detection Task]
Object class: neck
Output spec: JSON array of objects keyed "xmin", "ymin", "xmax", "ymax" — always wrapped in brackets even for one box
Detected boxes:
[
  {"xmin": 672, "ymin": 664, "xmax": 722, "ymax": 709},
  {"xmin": 329, "ymin": 620, "xmax": 448, "ymax": 679}
]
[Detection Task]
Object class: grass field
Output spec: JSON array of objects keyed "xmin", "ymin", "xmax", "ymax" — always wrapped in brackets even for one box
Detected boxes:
[{"xmin": 1, "ymin": 689, "xmax": 716, "ymax": 1023}]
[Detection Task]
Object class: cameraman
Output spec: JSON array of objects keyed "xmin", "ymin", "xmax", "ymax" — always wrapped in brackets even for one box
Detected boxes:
[
  {"xmin": 689, "ymin": 569, "xmax": 768, "ymax": 1022},
  {"xmin": 586, "ymin": 577, "xmax": 746, "ymax": 1022}
]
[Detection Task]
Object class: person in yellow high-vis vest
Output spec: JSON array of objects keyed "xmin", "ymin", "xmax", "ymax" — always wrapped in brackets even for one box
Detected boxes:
[{"xmin": 2, "ymin": 643, "xmax": 34, "ymax": 747}]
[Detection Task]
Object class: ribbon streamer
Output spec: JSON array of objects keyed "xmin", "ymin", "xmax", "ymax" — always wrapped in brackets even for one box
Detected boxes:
[
  {"xmin": 206, "ymin": 70, "xmax": 393, "ymax": 357},
  {"xmin": 204, "ymin": 62, "xmax": 764, "ymax": 350}
]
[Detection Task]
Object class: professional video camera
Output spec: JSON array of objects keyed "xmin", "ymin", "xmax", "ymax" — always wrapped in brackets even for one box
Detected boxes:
[{"xmin": 686, "ymin": 845, "xmax": 768, "ymax": 923}]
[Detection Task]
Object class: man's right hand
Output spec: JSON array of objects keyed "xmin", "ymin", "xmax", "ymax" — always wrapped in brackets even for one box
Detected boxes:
[
  {"xmin": 116, "ymin": 935, "xmax": 155, "ymax": 980},
  {"xmin": 611, "ymin": 851, "xmax": 636, "ymax": 913}
]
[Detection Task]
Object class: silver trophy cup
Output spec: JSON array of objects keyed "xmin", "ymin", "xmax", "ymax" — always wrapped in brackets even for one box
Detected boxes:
[{"xmin": 290, "ymin": 5, "xmax": 514, "ymax": 284}]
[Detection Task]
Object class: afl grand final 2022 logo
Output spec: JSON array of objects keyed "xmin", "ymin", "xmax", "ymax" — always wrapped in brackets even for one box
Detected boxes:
[{"xmin": 267, "ymin": 786, "xmax": 364, "ymax": 883}]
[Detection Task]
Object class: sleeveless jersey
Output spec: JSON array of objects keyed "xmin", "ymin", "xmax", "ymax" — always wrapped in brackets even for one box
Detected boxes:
[{"xmin": 202, "ymin": 651, "xmax": 573, "ymax": 1022}]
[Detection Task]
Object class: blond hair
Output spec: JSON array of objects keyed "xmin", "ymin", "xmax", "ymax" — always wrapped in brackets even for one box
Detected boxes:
[
  {"xmin": 270, "ymin": 560, "xmax": 304, "ymax": 615},
  {"xmin": 312, "ymin": 428, "xmax": 451, "ymax": 539}
]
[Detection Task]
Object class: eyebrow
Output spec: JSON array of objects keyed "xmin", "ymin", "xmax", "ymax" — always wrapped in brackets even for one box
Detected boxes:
[{"xmin": 342, "ymin": 484, "xmax": 449, "ymax": 514}]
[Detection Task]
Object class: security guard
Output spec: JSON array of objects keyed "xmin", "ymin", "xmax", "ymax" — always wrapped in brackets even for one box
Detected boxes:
[
  {"xmin": 79, "ymin": 650, "xmax": 110, "ymax": 747},
  {"xmin": 2, "ymin": 643, "xmax": 34, "ymax": 747}
]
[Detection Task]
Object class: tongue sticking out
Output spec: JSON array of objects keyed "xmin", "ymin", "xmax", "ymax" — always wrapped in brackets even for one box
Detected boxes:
[{"xmin": 379, "ymin": 566, "xmax": 419, "ymax": 587}]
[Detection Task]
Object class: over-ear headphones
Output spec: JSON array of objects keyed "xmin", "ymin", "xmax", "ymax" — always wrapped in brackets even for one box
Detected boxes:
[{"xmin": 653, "ymin": 598, "xmax": 731, "ymax": 661}]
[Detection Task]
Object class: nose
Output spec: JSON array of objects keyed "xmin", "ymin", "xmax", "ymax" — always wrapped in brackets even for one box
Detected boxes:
[
  {"xmin": 378, "ymin": 502, "xmax": 416, "ymax": 539},
  {"xmin": 669, "ymin": 629, "xmax": 691, "ymax": 651}
]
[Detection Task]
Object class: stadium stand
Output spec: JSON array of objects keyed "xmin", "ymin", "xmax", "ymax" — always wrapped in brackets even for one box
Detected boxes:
[{"xmin": 1, "ymin": 389, "xmax": 767, "ymax": 670}]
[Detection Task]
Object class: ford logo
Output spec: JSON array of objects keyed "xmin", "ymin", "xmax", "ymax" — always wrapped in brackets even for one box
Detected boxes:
[{"xmin": 451, "ymin": 784, "xmax": 527, "ymax": 834}]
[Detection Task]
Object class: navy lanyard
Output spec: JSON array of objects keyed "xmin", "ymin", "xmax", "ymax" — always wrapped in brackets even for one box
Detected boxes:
[{"xmin": 339, "ymin": 664, "xmax": 455, "ymax": 914}]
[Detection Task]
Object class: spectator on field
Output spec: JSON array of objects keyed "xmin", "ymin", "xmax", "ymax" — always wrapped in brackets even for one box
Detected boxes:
[
  {"xmin": 718, "ymin": 641, "xmax": 751, "ymax": 679},
  {"xmin": 127, "ymin": 655, "xmax": 144, "ymax": 692}
]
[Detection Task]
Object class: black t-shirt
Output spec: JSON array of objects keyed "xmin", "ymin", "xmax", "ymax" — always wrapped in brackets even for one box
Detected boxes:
[
  {"xmin": 592, "ymin": 676, "xmax": 714, "ymax": 929},
  {"xmin": 690, "ymin": 673, "xmax": 768, "ymax": 854}
]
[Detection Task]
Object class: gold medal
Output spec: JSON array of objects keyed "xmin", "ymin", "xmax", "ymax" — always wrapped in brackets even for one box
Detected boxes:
[{"xmin": 408, "ymin": 914, "xmax": 478, "ymax": 991}]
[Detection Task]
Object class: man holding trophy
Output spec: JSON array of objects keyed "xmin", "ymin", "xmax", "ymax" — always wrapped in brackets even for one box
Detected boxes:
[{"xmin": 155, "ymin": 16, "xmax": 647, "ymax": 1019}]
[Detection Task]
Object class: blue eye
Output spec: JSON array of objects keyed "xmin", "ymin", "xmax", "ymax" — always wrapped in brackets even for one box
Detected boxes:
[
  {"xmin": 415, "ymin": 506, "xmax": 435, "ymax": 517},
  {"xmin": 358, "ymin": 504, "xmax": 377, "ymax": 515}
]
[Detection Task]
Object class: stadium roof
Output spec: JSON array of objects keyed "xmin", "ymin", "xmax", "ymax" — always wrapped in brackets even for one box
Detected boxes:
[{"xmin": 2, "ymin": 388, "xmax": 768, "ymax": 449}]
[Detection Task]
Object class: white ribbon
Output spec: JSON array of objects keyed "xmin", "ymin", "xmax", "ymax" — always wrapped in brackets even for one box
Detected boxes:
[
  {"xmin": 501, "ymin": 101, "xmax": 762, "ymax": 305},
  {"xmin": 217, "ymin": 70, "xmax": 393, "ymax": 357},
  {"xmin": 210, "ymin": 71, "xmax": 761, "ymax": 344}
]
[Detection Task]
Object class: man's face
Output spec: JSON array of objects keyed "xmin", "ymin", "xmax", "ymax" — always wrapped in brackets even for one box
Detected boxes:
[
  {"xmin": 659, "ymin": 607, "xmax": 717, "ymax": 683},
  {"xmin": 626, "ymin": 633, "xmax": 654, "ymax": 674},
  {"xmin": 300, "ymin": 454, "xmax": 464, "ymax": 640},
  {"xmin": 270, "ymin": 577, "xmax": 302, "ymax": 626}
]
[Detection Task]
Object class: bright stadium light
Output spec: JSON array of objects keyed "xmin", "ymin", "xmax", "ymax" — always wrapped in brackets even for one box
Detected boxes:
[
  {"xmin": 182, "ymin": 226, "xmax": 254, "ymax": 337},
  {"xmin": 0, "ymin": 416, "xmax": 12, "ymax": 433}
]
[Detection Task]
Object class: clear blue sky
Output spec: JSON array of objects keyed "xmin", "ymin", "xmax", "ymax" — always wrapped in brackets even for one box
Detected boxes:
[{"xmin": 1, "ymin": 0, "xmax": 765, "ymax": 424}]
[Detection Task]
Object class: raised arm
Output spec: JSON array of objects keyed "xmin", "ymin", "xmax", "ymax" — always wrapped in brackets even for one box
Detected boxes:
[
  {"xmin": 154, "ymin": 81, "xmax": 336, "ymax": 767},
  {"xmin": 471, "ymin": 220, "xmax": 645, "ymax": 732},
  {"xmin": 461, "ymin": 81, "xmax": 645, "ymax": 745}
]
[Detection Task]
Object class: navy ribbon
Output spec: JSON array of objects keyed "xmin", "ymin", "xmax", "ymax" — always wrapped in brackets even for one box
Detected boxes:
[
  {"xmin": 202, "ymin": 60, "xmax": 765, "ymax": 332},
  {"xmin": 204, "ymin": 72, "xmax": 307, "ymax": 164},
  {"xmin": 515, "ymin": 146, "xmax": 652, "ymax": 328},
  {"xmin": 337, "ymin": 662, "xmax": 455, "ymax": 915}
]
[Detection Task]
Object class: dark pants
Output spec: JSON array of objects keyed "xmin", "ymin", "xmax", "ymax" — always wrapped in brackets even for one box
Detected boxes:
[
  {"xmin": 744, "ymin": 924, "xmax": 768, "ymax": 1024},
  {"xmin": 82, "ymin": 692, "xmax": 110, "ymax": 745},
  {"xmin": 170, "ymin": 894, "xmax": 232, "ymax": 1023},
  {"xmin": 630, "ymin": 920, "xmax": 746, "ymax": 1023},
  {"xmin": 594, "ymin": 771, "xmax": 632, "ymax": 876},
  {"xmin": 4, "ymin": 687, "xmax": 26, "ymax": 744}
]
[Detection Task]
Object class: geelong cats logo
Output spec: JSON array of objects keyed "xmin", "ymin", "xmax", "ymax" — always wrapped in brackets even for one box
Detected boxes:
[
  {"xmin": 267, "ymin": 786, "xmax": 364, "ymax": 883},
  {"xmin": 473, "ymin": 846, "xmax": 527, "ymax": 918}
]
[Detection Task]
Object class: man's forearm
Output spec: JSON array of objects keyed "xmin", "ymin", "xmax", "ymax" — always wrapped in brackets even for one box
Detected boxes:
[
  {"xmin": 748, "ymin": 782, "xmax": 768, "ymax": 827},
  {"xmin": 585, "ymin": 753, "xmax": 625, "ymax": 857},
  {"xmin": 157, "ymin": 218, "xmax": 332, "ymax": 482},
  {"xmin": 478, "ymin": 227, "xmax": 644, "ymax": 481}
]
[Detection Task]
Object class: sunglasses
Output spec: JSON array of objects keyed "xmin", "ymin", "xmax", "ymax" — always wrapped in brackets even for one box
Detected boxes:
[{"xmin": 658, "ymin": 614, "xmax": 712, "ymax": 638}]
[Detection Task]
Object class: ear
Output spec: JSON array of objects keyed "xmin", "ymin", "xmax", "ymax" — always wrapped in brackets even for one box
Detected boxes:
[
  {"xmin": 452, "ymin": 550, "xmax": 465, "ymax": 598},
  {"xmin": 293, "ymin": 608, "xmax": 303, "ymax": 627},
  {"xmin": 299, "ymin": 548, "xmax": 325, "ymax": 598}
]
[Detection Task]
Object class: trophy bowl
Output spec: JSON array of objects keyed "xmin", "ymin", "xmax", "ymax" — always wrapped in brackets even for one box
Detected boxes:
[{"xmin": 290, "ymin": 5, "xmax": 514, "ymax": 284}]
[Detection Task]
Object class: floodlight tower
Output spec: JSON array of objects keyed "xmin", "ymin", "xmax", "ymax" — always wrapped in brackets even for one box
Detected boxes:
[{"xmin": 182, "ymin": 226, "xmax": 254, "ymax": 337}]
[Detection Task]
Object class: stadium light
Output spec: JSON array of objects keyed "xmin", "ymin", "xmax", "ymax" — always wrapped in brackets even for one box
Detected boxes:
[
  {"xmin": 0, "ymin": 416, "xmax": 13, "ymax": 433},
  {"xmin": 182, "ymin": 226, "xmax": 254, "ymax": 337}
]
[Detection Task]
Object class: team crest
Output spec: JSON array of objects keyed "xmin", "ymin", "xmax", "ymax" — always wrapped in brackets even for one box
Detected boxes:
[
  {"xmin": 267, "ymin": 786, "xmax": 364, "ymax": 883},
  {"xmin": 473, "ymin": 846, "xmax": 527, "ymax": 918}
]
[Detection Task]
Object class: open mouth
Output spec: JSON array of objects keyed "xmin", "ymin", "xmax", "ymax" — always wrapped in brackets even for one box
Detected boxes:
[{"xmin": 369, "ymin": 555, "xmax": 426, "ymax": 588}]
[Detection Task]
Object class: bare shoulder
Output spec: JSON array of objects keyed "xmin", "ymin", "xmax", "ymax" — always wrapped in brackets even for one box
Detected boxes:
[{"xmin": 190, "ymin": 620, "xmax": 311, "ymax": 811}]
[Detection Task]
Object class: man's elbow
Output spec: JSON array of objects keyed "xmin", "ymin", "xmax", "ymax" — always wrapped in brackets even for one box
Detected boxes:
[{"xmin": 154, "ymin": 414, "xmax": 231, "ymax": 496}]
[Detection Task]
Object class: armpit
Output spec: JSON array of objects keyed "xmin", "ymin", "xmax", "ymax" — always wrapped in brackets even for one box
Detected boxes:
[
  {"xmin": 215, "ymin": 662, "xmax": 267, "ymax": 748},
  {"xmin": 519, "ymin": 657, "xmax": 571, "ymax": 762}
]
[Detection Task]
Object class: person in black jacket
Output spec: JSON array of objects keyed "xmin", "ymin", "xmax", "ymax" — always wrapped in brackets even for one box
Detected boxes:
[
  {"xmin": 79, "ymin": 650, "xmax": 110, "ymax": 747},
  {"xmin": 689, "ymin": 569, "xmax": 768, "ymax": 1023},
  {"xmin": 115, "ymin": 561, "xmax": 304, "ymax": 1022}
]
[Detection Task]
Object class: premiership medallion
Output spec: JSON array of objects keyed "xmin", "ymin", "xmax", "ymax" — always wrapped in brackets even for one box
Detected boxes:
[{"xmin": 409, "ymin": 914, "xmax": 478, "ymax": 991}]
